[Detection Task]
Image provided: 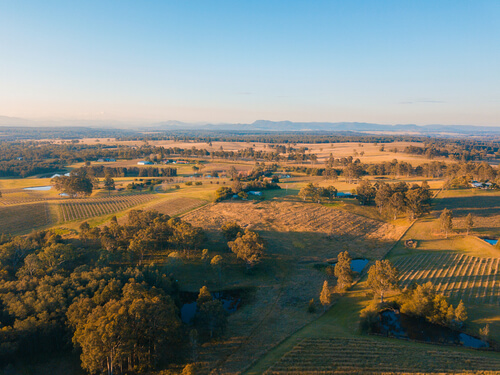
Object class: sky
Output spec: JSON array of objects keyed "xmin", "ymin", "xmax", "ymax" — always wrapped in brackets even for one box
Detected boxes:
[{"xmin": 0, "ymin": 0, "xmax": 499, "ymax": 126}]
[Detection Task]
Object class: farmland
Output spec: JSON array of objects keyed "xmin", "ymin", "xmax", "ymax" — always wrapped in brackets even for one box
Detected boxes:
[
  {"xmin": 394, "ymin": 253, "xmax": 500, "ymax": 305},
  {"xmin": 265, "ymin": 337, "xmax": 500, "ymax": 374},
  {"xmin": 58, "ymin": 193, "xmax": 159, "ymax": 222},
  {"xmin": 0, "ymin": 202, "xmax": 53, "ymax": 235}
]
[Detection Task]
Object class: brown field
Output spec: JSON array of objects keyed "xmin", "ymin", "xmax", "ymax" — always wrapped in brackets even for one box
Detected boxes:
[
  {"xmin": 265, "ymin": 337, "xmax": 500, "ymax": 374},
  {"xmin": 184, "ymin": 200, "xmax": 404, "ymax": 261},
  {"xmin": 0, "ymin": 202, "xmax": 53, "ymax": 235}
]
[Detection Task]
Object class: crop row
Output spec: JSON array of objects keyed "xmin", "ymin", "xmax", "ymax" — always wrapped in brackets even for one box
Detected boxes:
[
  {"xmin": 59, "ymin": 194, "xmax": 157, "ymax": 222},
  {"xmin": 266, "ymin": 338, "xmax": 500, "ymax": 374},
  {"xmin": 393, "ymin": 253, "xmax": 500, "ymax": 304}
]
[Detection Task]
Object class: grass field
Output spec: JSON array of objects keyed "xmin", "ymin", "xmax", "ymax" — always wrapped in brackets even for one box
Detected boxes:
[
  {"xmin": 148, "ymin": 196, "xmax": 208, "ymax": 217},
  {"xmin": 0, "ymin": 202, "xmax": 53, "ymax": 235},
  {"xmin": 265, "ymin": 337, "xmax": 500, "ymax": 374}
]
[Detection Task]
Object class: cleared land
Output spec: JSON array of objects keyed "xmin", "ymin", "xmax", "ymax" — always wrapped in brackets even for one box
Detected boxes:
[
  {"xmin": 0, "ymin": 202, "xmax": 53, "ymax": 235},
  {"xmin": 265, "ymin": 337, "xmax": 500, "ymax": 374},
  {"xmin": 148, "ymin": 197, "xmax": 207, "ymax": 217}
]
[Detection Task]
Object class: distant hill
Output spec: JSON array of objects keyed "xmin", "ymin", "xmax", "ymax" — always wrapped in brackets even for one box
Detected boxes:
[{"xmin": 1, "ymin": 115, "xmax": 500, "ymax": 135}]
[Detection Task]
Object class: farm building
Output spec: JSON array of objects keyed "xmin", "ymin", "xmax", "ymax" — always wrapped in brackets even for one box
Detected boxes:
[
  {"xmin": 137, "ymin": 161, "xmax": 153, "ymax": 165},
  {"xmin": 470, "ymin": 181, "xmax": 493, "ymax": 189},
  {"xmin": 97, "ymin": 158, "xmax": 116, "ymax": 162}
]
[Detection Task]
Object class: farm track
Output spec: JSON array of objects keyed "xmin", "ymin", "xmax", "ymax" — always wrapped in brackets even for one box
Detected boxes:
[
  {"xmin": 393, "ymin": 253, "xmax": 500, "ymax": 304},
  {"xmin": 265, "ymin": 337, "xmax": 500, "ymax": 374}
]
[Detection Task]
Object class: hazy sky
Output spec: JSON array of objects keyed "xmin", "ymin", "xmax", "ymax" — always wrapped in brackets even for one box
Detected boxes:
[{"xmin": 1, "ymin": 1, "xmax": 499, "ymax": 125}]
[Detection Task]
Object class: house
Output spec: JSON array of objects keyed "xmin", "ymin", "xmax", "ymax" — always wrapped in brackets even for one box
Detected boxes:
[
  {"xmin": 16, "ymin": 157, "xmax": 23, "ymax": 161},
  {"xmin": 137, "ymin": 161, "xmax": 153, "ymax": 165}
]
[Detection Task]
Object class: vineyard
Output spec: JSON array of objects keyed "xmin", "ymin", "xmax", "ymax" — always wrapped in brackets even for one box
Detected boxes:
[
  {"xmin": 0, "ymin": 202, "xmax": 52, "ymax": 235},
  {"xmin": 149, "ymin": 197, "xmax": 208, "ymax": 217},
  {"xmin": 393, "ymin": 253, "xmax": 500, "ymax": 304},
  {"xmin": 58, "ymin": 194, "xmax": 158, "ymax": 222},
  {"xmin": 265, "ymin": 337, "xmax": 500, "ymax": 374}
]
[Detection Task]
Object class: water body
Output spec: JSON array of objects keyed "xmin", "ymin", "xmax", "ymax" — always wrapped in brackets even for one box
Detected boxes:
[
  {"xmin": 376, "ymin": 310, "xmax": 488, "ymax": 349},
  {"xmin": 482, "ymin": 238, "xmax": 498, "ymax": 246},
  {"xmin": 23, "ymin": 185, "xmax": 52, "ymax": 191},
  {"xmin": 329, "ymin": 258, "xmax": 369, "ymax": 273},
  {"xmin": 180, "ymin": 289, "xmax": 247, "ymax": 324}
]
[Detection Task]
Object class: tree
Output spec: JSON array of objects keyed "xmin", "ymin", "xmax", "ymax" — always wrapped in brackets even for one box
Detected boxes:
[
  {"xmin": 221, "ymin": 222, "xmax": 243, "ymax": 241},
  {"xmin": 405, "ymin": 184, "xmax": 431, "ymax": 220},
  {"xmin": 454, "ymin": 299, "xmax": 468, "ymax": 323},
  {"xmin": 197, "ymin": 286, "xmax": 212, "ymax": 306},
  {"xmin": 439, "ymin": 208, "xmax": 453, "ymax": 238},
  {"xmin": 388, "ymin": 192, "xmax": 406, "ymax": 220},
  {"xmin": 367, "ymin": 260, "xmax": 399, "ymax": 303},
  {"xmin": 298, "ymin": 183, "xmax": 319, "ymax": 202},
  {"xmin": 228, "ymin": 229, "xmax": 265, "ymax": 269},
  {"xmin": 479, "ymin": 324, "xmax": 490, "ymax": 342},
  {"xmin": 356, "ymin": 180, "xmax": 376, "ymax": 205},
  {"xmin": 211, "ymin": 255, "xmax": 223, "ymax": 287},
  {"xmin": 465, "ymin": 213, "xmax": 474, "ymax": 235},
  {"xmin": 51, "ymin": 174, "xmax": 93, "ymax": 197},
  {"xmin": 103, "ymin": 175, "xmax": 115, "ymax": 196},
  {"xmin": 215, "ymin": 186, "xmax": 233, "ymax": 202},
  {"xmin": 319, "ymin": 280, "xmax": 332, "ymax": 310},
  {"xmin": 194, "ymin": 286, "xmax": 227, "ymax": 340},
  {"xmin": 334, "ymin": 251, "xmax": 353, "ymax": 291}
]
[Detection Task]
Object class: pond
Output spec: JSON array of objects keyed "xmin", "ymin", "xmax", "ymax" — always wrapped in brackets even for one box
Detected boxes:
[
  {"xmin": 329, "ymin": 258, "xmax": 369, "ymax": 273},
  {"xmin": 375, "ymin": 310, "xmax": 488, "ymax": 349},
  {"xmin": 23, "ymin": 185, "xmax": 52, "ymax": 191},
  {"xmin": 481, "ymin": 238, "xmax": 498, "ymax": 246},
  {"xmin": 179, "ymin": 288, "xmax": 249, "ymax": 324}
]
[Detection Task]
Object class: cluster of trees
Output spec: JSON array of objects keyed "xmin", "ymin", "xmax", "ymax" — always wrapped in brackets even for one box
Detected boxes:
[
  {"xmin": 399, "ymin": 282, "xmax": 468, "ymax": 328},
  {"xmin": 76, "ymin": 165, "xmax": 177, "ymax": 178},
  {"xmin": 371, "ymin": 181, "xmax": 432, "ymax": 220},
  {"xmin": 215, "ymin": 179, "xmax": 280, "ymax": 202},
  {"xmin": 221, "ymin": 223, "xmax": 266, "ymax": 269},
  {"xmin": 404, "ymin": 141, "xmax": 500, "ymax": 161},
  {"xmin": 51, "ymin": 173, "xmax": 94, "ymax": 197},
  {"xmin": 298, "ymin": 183, "xmax": 337, "ymax": 202},
  {"xmin": 355, "ymin": 180, "xmax": 432, "ymax": 220},
  {"xmin": 80, "ymin": 210, "xmax": 205, "ymax": 263}
]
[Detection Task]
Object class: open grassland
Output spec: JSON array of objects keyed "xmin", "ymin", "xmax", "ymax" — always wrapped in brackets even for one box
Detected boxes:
[
  {"xmin": 0, "ymin": 202, "xmax": 53, "ymax": 235},
  {"xmin": 58, "ymin": 193, "xmax": 159, "ymax": 222},
  {"xmin": 438, "ymin": 189, "xmax": 500, "ymax": 237},
  {"xmin": 265, "ymin": 337, "xmax": 500, "ymax": 374},
  {"xmin": 394, "ymin": 253, "xmax": 500, "ymax": 305}
]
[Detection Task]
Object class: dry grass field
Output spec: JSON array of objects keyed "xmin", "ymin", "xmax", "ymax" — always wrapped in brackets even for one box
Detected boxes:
[
  {"xmin": 265, "ymin": 337, "xmax": 500, "ymax": 374},
  {"xmin": 0, "ymin": 202, "xmax": 53, "ymax": 235}
]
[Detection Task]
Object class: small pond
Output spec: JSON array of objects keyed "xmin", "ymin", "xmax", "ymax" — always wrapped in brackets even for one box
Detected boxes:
[
  {"xmin": 329, "ymin": 258, "xmax": 369, "ymax": 273},
  {"xmin": 180, "ymin": 289, "xmax": 249, "ymax": 324},
  {"xmin": 23, "ymin": 185, "xmax": 52, "ymax": 191},
  {"xmin": 375, "ymin": 310, "xmax": 488, "ymax": 349},
  {"xmin": 481, "ymin": 238, "xmax": 498, "ymax": 246}
]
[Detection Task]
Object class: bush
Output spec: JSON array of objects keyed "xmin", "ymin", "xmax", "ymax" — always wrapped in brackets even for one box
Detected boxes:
[
  {"xmin": 185, "ymin": 181, "xmax": 193, "ymax": 186},
  {"xmin": 195, "ymin": 181, "xmax": 202, "ymax": 186},
  {"xmin": 308, "ymin": 299, "xmax": 317, "ymax": 313}
]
